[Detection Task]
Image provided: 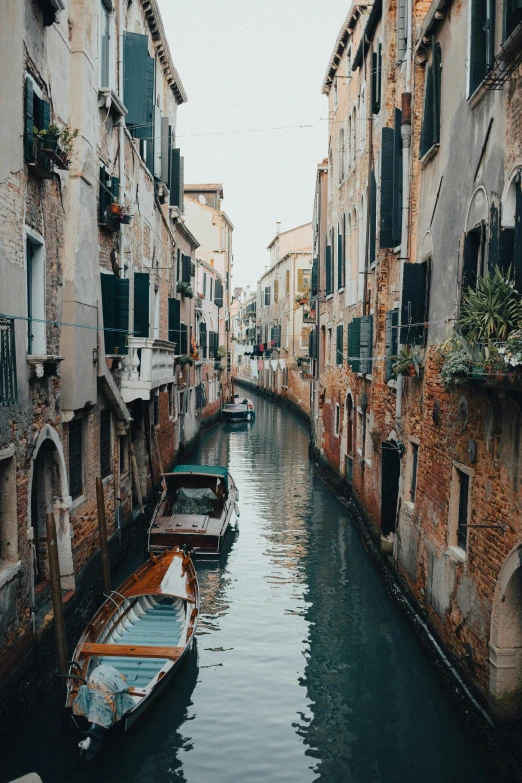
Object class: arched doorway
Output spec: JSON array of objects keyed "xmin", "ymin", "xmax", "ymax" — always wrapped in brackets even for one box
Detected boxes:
[
  {"xmin": 28, "ymin": 426, "xmax": 74, "ymax": 593},
  {"xmin": 490, "ymin": 546, "xmax": 522, "ymax": 721},
  {"xmin": 381, "ymin": 440, "xmax": 401, "ymax": 537}
]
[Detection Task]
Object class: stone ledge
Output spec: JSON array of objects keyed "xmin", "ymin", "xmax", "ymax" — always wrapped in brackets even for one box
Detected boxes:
[{"xmin": 0, "ymin": 560, "xmax": 21, "ymax": 590}]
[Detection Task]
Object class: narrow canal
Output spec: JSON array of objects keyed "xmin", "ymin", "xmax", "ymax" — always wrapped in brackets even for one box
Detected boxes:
[{"xmin": 2, "ymin": 390, "xmax": 495, "ymax": 782}]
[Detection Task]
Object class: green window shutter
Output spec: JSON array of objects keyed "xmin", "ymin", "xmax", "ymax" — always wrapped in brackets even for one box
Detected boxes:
[
  {"xmin": 182, "ymin": 255, "xmax": 191, "ymax": 283},
  {"xmin": 420, "ymin": 64, "xmax": 435, "ymax": 158},
  {"xmin": 168, "ymin": 297, "xmax": 180, "ymax": 350},
  {"xmin": 360, "ymin": 315, "xmax": 373, "ymax": 375},
  {"xmin": 154, "ymin": 106, "xmax": 162, "ymax": 179},
  {"xmin": 348, "ymin": 317, "xmax": 361, "ymax": 373},
  {"xmin": 401, "ymin": 261, "xmax": 428, "ymax": 344},
  {"xmin": 200, "ymin": 321, "xmax": 207, "ymax": 358},
  {"xmin": 161, "ymin": 118, "xmax": 171, "ymax": 185},
  {"xmin": 392, "ymin": 108, "xmax": 403, "ymax": 247},
  {"xmin": 215, "ymin": 279, "xmax": 224, "ymax": 308},
  {"xmin": 123, "ymin": 32, "xmax": 149, "ymax": 126},
  {"xmin": 170, "ymin": 148, "xmax": 181, "ymax": 207},
  {"xmin": 371, "ymin": 51, "xmax": 382, "ymax": 114},
  {"xmin": 385, "ymin": 309, "xmax": 399, "ymax": 381},
  {"xmin": 380, "ymin": 127, "xmax": 394, "ymax": 248},
  {"xmin": 114, "ymin": 278, "xmax": 129, "ymax": 355},
  {"xmin": 470, "ymin": 0, "xmax": 491, "ymax": 94},
  {"xmin": 308, "ymin": 327, "xmax": 317, "ymax": 359},
  {"xmin": 39, "ymin": 100, "xmax": 51, "ymax": 131},
  {"xmin": 433, "ymin": 43, "xmax": 441, "ymax": 145},
  {"xmin": 369, "ymin": 171, "xmax": 377, "ymax": 265},
  {"xmin": 488, "ymin": 202, "xmax": 500, "ymax": 273},
  {"xmin": 180, "ymin": 323, "xmax": 188, "ymax": 355},
  {"xmin": 462, "ymin": 229, "xmax": 480, "ymax": 291},
  {"xmin": 378, "ymin": 44, "xmax": 383, "ymax": 108},
  {"xmin": 101, "ymin": 274, "xmax": 116, "ymax": 353},
  {"xmin": 111, "ymin": 176, "xmax": 120, "ymax": 201},
  {"xmin": 336, "ymin": 324, "xmax": 344, "ymax": 365},
  {"xmin": 144, "ymin": 56, "xmax": 155, "ymax": 173},
  {"xmin": 25, "ymin": 77, "xmax": 34, "ymax": 162},
  {"xmin": 325, "ymin": 244, "xmax": 332, "ymax": 295},
  {"xmin": 133, "ymin": 272, "xmax": 150, "ymax": 338},
  {"xmin": 179, "ymin": 156, "xmax": 185, "ymax": 213},
  {"xmin": 311, "ymin": 257, "xmax": 318, "ymax": 294},
  {"xmin": 337, "ymin": 226, "xmax": 343, "ymax": 289},
  {"xmin": 514, "ymin": 176, "xmax": 522, "ymax": 289}
]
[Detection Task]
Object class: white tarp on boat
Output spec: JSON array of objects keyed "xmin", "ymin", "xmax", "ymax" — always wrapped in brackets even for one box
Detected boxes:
[{"xmin": 173, "ymin": 487, "xmax": 216, "ymax": 515}]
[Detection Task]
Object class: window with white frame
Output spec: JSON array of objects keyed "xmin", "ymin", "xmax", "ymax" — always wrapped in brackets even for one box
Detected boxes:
[
  {"xmin": 99, "ymin": 0, "xmax": 113, "ymax": 89},
  {"xmin": 26, "ymin": 231, "xmax": 46, "ymax": 356}
]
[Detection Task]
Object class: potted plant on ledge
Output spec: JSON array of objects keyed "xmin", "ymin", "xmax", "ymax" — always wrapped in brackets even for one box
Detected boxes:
[
  {"xmin": 177, "ymin": 281, "xmax": 194, "ymax": 298},
  {"xmin": 392, "ymin": 346, "xmax": 423, "ymax": 378}
]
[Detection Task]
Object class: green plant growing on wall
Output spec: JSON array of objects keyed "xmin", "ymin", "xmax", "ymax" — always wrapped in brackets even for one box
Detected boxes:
[
  {"xmin": 392, "ymin": 345, "xmax": 423, "ymax": 377},
  {"xmin": 217, "ymin": 345, "xmax": 227, "ymax": 358}
]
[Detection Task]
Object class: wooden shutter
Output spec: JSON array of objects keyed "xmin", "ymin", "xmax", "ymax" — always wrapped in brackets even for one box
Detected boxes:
[
  {"xmin": 133, "ymin": 272, "xmax": 150, "ymax": 338},
  {"xmin": 297, "ymin": 268, "xmax": 304, "ymax": 292},
  {"xmin": 286, "ymin": 269, "xmax": 291, "ymax": 294},
  {"xmin": 325, "ymin": 244, "xmax": 332, "ymax": 295},
  {"xmin": 24, "ymin": 77, "xmax": 34, "ymax": 162},
  {"xmin": 181, "ymin": 255, "xmax": 191, "ymax": 283},
  {"xmin": 380, "ymin": 128, "xmax": 394, "ymax": 247},
  {"xmin": 144, "ymin": 56, "xmax": 155, "ymax": 174},
  {"xmin": 462, "ymin": 230, "xmax": 480, "ymax": 291},
  {"xmin": 38, "ymin": 100, "xmax": 51, "ymax": 131},
  {"xmin": 309, "ymin": 327, "xmax": 317, "ymax": 359},
  {"xmin": 433, "ymin": 43, "xmax": 441, "ymax": 145},
  {"xmin": 111, "ymin": 176, "xmax": 120, "ymax": 201},
  {"xmin": 392, "ymin": 108, "xmax": 403, "ymax": 247},
  {"xmin": 385, "ymin": 309, "xmax": 399, "ymax": 381},
  {"xmin": 99, "ymin": 165, "xmax": 112, "ymax": 222},
  {"xmin": 371, "ymin": 50, "xmax": 382, "ymax": 115},
  {"xmin": 114, "ymin": 278, "xmax": 129, "ymax": 354},
  {"xmin": 123, "ymin": 32, "xmax": 149, "ymax": 126},
  {"xmin": 170, "ymin": 148, "xmax": 181, "ymax": 207},
  {"xmin": 200, "ymin": 322, "xmax": 207, "ymax": 358},
  {"xmin": 336, "ymin": 324, "xmax": 344, "ymax": 365},
  {"xmin": 215, "ymin": 279, "xmax": 224, "ymax": 308},
  {"xmin": 514, "ymin": 176, "xmax": 522, "ymax": 289},
  {"xmin": 101, "ymin": 274, "xmax": 115, "ymax": 352},
  {"xmin": 179, "ymin": 156, "xmax": 185, "ymax": 213},
  {"xmin": 180, "ymin": 323, "xmax": 188, "ymax": 354},
  {"xmin": 420, "ymin": 64, "xmax": 434, "ymax": 158},
  {"xmin": 400, "ymin": 262, "xmax": 428, "ymax": 344},
  {"xmin": 369, "ymin": 171, "xmax": 377, "ymax": 266},
  {"xmin": 338, "ymin": 226, "xmax": 343, "ymax": 289},
  {"xmin": 470, "ymin": 0, "xmax": 488, "ymax": 94},
  {"xmin": 168, "ymin": 297, "xmax": 180, "ymax": 350},
  {"xmin": 274, "ymin": 279, "xmax": 279, "ymax": 302},
  {"xmin": 359, "ymin": 315, "xmax": 373, "ymax": 375},
  {"xmin": 311, "ymin": 258, "xmax": 318, "ymax": 294},
  {"xmin": 161, "ymin": 118, "xmax": 171, "ymax": 185},
  {"xmin": 488, "ymin": 202, "xmax": 500, "ymax": 272},
  {"xmin": 348, "ymin": 317, "xmax": 361, "ymax": 373}
]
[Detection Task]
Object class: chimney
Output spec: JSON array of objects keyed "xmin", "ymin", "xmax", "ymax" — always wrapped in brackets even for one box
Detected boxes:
[{"xmin": 276, "ymin": 222, "xmax": 281, "ymax": 235}]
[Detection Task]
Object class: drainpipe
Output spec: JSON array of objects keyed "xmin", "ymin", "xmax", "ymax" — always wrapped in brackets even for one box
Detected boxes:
[{"xmin": 118, "ymin": 1, "xmax": 125, "ymax": 282}]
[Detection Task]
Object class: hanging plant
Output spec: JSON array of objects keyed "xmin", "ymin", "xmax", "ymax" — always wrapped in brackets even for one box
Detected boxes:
[
  {"xmin": 177, "ymin": 355, "xmax": 194, "ymax": 367},
  {"xmin": 177, "ymin": 281, "xmax": 194, "ymax": 298},
  {"xmin": 392, "ymin": 345, "xmax": 424, "ymax": 378}
]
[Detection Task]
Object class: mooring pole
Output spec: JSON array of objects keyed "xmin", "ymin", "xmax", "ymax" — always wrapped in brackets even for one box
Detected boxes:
[
  {"xmin": 45, "ymin": 511, "xmax": 67, "ymax": 676},
  {"xmin": 96, "ymin": 476, "xmax": 111, "ymax": 595},
  {"xmin": 130, "ymin": 443, "xmax": 145, "ymax": 516}
]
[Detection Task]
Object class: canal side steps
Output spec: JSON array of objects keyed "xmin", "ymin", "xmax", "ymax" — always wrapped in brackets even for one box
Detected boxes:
[{"xmin": 97, "ymin": 596, "xmax": 185, "ymax": 687}]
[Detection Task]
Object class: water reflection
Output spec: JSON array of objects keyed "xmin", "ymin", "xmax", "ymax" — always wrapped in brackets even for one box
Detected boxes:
[{"xmin": 1, "ymin": 389, "xmax": 496, "ymax": 783}]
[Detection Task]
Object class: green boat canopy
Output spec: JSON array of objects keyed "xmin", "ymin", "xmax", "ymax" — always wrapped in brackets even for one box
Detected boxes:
[{"xmin": 171, "ymin": 464, "xmax": 229, "ymax": 491}]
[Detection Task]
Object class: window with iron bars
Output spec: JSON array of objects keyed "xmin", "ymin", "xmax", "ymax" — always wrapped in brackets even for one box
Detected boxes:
[{"xmin": 0, "ymin": 317, "xmax": 18, "ymax": 406}]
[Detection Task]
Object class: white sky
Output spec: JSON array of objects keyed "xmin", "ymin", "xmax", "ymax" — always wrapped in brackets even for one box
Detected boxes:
[{"xmin": 156, "ymin": 0, "xmax": 349, "ymax": 293}]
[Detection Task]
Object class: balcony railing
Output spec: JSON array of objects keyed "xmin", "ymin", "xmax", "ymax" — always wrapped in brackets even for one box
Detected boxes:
[{"xmin": 119, "ymin": 337, "xmax": 177, "ymax": 402}]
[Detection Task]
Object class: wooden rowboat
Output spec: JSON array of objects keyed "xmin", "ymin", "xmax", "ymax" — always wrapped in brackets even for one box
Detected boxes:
[
  {"xmin": 64, "ymin": 548, "xmax": 198, "ymax": 757},
  {"xmin": 148, "ymin": 464, "xmax": 239, "ymax": 557}
]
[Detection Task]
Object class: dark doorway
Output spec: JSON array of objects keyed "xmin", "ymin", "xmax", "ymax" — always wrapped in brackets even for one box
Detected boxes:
[{"xmin": 381, "ymin": 440, "xmax": 401, "ymax": 536}]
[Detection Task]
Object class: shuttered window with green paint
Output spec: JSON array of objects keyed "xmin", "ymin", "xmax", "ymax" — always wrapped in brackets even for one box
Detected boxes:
[
  {"xmin": 336, "ymin": 324, "xmax": 344, "ymax": 365},
  {"xmin": 348, "ymin": 317, "xmax": 361, "ymax": 373},
  {"xmin": 419, "ymin": 39, "xmax": 441, "ymax": 159},
  {"xmin": 369, "ymin": 171, "xmax": 377, "ymax": 265},
  {"xmin": 359, "ymin": 315, "xmax": 373, "ymax": 375},
  {"xmin": 101, "ymin": 274, "xmax": 129, "ymax": 354},
  {"xmin": 123, "ymin": 32, "xmax": 149, "ymax": 126},
  {"xmin": 168, "ymin": 297, "xmax": 180, "ymax": 351},
  {"xmin": 215, "ymin": 279, "xmax": 224, "ymax": 308},
  {"xmin": 470, "ymin": 0, "xmax": 495, "ymax": 94},
  {"xmin": 200, "ymin": 322, "xmax": 207, "ymax": 359},
  {"xmin": 400, "ymin": 261, "xmax": 429, "ymax": 345},
  {"xmin": 338, "ymin": 223, "xmax": 344, "ymax": 289},
  {"xmin": 133, "ymin": 272, "xmax": 150, "ymax": 338},
  {"xmin": 181, "ymin": 255, "xmax": 192, "ymax": 283},
  {"xmin": 25, "ymin": 76, "xmax": 51, "ymax": 163},
  {"xmin": 371, "ymin": 44, "xmax": 382, "ymax": 114},
  {"xmin": 385, "ymin": 309, "xmax": 399, "ymax": 381},
  {"xmin": 170, "ymin": 149, "xmax": 184, "ymax": 211},
  {"xmin": 180, "ymin": 323, "xmax": 188, "ymax": 355},
  {"xmin": 325, "ymin": 244, "xmax": 332, "ymax": 296}
]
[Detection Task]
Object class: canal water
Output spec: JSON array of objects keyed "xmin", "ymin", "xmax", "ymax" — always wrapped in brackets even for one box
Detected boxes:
[{"xmin": 2, "ymin": 390, "xmax": 494, "ymax": 782}]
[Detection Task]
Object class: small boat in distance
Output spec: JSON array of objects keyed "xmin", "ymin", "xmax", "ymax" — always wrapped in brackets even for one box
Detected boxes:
[
  {"xmin": 222, "ymin": 394, "xmax": 255, "ymax": 421},
  {"xmin": 65, "ymin": 548, "xmax": 198, "ymax": 758},
  {"xmin": 148, "ymin": 465, "xmax": 239, "ymax": 556}
]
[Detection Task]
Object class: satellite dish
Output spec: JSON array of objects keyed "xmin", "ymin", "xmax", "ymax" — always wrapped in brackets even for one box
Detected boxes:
[{"xmin": 198, "ymin": 194, "xmax": 207, "ymax": 205}]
